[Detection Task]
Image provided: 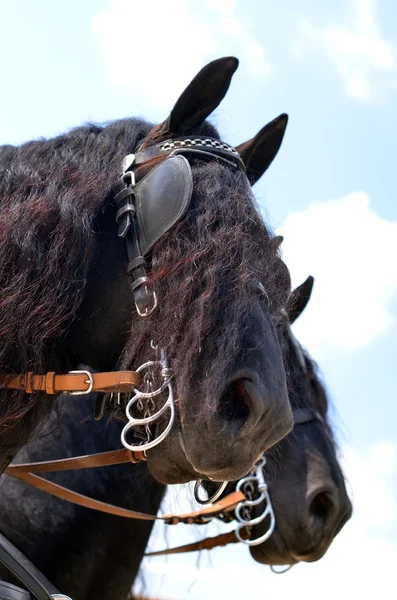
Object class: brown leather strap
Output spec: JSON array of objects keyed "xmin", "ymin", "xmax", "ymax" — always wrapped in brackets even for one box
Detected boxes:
[
  {"xmin": 7, "ymin": 471, "xmax": 161, "ymax": 521},
  {"xmin": 5, "ymin": 459, "xmax": 245, "ymax": 525},
  {"xmin": 161, "ymin": 491, "xmax": 245, "ymax": 524},
  {"xmin": 144, "ymin": 529, "xmax": 248, "ymax": 557},
  {"xmin": 0, "ymin": 370, "xmax": 140, "ymax": 394},
  {"xmin": 5, "ymin": 448, "xmax": 146, "ymax": 475}
]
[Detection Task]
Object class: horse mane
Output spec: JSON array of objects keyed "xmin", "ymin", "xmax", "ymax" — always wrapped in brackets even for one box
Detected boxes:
[
  {"xmin": 0, "ymin": 116, "xmax": 291, "ymax": 445},
  {"xmin": 0, "ymin": 118, "xmax": 150, "ymax": 434}
]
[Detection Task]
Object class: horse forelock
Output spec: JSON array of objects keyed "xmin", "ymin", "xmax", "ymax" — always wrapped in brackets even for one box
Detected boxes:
[{"xmin": 121, "ymin": 158, "xmax": 291, "ymax": 421}]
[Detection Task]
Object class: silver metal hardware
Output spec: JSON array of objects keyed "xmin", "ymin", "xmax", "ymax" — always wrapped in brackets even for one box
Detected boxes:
[
  {"xmin": 122, "ymin": 153, "xmax": 136, "ymax": 174},
  {"xmin": 135, "ymin": 287, "xmax": 158, "ymax": 318},
  {"xmin": 194, "ymin": 480, "xmax": 229, "ymax": 505},
  {"xmin": 270, "ymin": 564, "xmax": 293, "ymax": 574},
  {"xmin": 234, "ymin": 456, "xmax": 276, "ymax": 546},
  {"xmin": 121, "ymin": 347, "xmax": 175, "ymax": 452},
  {"xmin": 67, "ymin": 370, "xmax": 94, "ymax": 396}
]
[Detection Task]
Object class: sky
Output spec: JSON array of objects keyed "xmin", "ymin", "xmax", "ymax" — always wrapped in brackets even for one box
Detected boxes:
[{"xmin": 0, "ymin": 1, "xmax": 396, "ymax": 598}]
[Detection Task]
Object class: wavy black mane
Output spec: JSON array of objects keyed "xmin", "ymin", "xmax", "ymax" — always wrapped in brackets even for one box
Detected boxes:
[
  {"xmin": 0, "ymin": 117, "xmax": 290, "ymax": 450},
  {"xmin": 0, "ymin": 118, "xmax": 151, "ymax": 437}
]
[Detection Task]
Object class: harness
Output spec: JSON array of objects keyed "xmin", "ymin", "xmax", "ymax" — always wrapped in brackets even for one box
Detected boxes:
[
  {"xmin": 0, "ymin": 406, "xmax": 323, "ymax": 599},
  {"xmin": 0, "ymin": 136, "xmax": 322, "ymax": 598}
]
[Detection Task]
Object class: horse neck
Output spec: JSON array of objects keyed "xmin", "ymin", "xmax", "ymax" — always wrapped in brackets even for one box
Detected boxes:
[{"xmin": 0, "ymin": 396, "xmax": 166, "ymax": 600}]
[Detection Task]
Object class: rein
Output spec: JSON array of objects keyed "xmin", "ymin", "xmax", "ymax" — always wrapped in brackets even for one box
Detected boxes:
[
  {"xmin": 4, "ymin": 449, "xmax": 244, "ymax": 526},
  {"xmin": 3, "ymin": 407, "xmax": 322, "ymax": 556},
  {"xmin": 0, "ymin": 136, "xmax": 305, "ymax": 596}
]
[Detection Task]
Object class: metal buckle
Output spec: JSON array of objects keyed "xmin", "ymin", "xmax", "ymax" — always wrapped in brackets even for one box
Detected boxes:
[
  {"xmin": 135, "ymin": 287, "xmax": 158, "ymax": 317},
  {"xmin": 51, "ymin": 595, "xmax": 73, "ymax": 600},
  {"xmin": 67, "ymin": 370, "xmax": 94, "ymax": 396}
]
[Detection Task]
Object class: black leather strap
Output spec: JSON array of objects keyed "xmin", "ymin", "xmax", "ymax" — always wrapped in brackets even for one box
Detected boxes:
[
  {"xmin": 292, "ymin": 407, "xmax": 323, "ymax": 426},
  {"xmin": 112, "ymin": 154, "xmax": 194, "ymax": 315},
  {"xmin": 113, "ymin": 136, "xmax": 245, "ymax": 316},
  {"xmin": 0, "ymin": 581, "xmax": 31, "ymax": 599},
  {"xmin": 0, "ymin": 533, "xmax": 66, "ymax": 599}
]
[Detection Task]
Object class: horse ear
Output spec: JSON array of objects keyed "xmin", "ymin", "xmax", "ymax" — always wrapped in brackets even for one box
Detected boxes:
[
  {"xmin": 236, "ymin": 114, "xmax": 288, "ymax": 185},
  {"xmin": 147, "ymin": 57, "xmax": 238, "ymax": 143},
  {"xmin": 287, "ymin": 276, "xmax": 314, "ymax": 324}
]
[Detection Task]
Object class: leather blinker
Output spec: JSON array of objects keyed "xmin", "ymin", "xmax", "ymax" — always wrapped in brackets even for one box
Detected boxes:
[
  {"xmin": 133, "ymin": 154, "xmax": 193, "ymax": 257},
  {"xmin": 113, "ymin": 154, "xmax": 193, "ymax": 316}
]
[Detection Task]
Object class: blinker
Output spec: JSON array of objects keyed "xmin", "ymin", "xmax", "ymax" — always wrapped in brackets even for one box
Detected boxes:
[
  {"xmin": 113, "ymin": 155, "xmax": 193, "ymax": 316},
  {"xmin": 114, "ymin": 136, "xmax": 244, "ymax": 317}
]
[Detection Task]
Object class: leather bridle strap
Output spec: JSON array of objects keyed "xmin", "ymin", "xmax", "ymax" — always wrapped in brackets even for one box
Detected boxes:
[
  {"xmin": 5, "ymin": 448, "xmax": 146, "ymax": 474},
  {"xmin": 144, "ymin": 529, "xmax": 248, "ymax": 557},
  {"xmin": 0, "ymin": 370, "xmax": 140, "ymax": 395},
  {"xmin": 293, "ymin": 407, "xmax": 323, "ymax": 426},
  {"xmin": 5, "ymin": 451, "xmax": 245, "ymax": 525},
  {"xmin": 145, "ymin": 407, "xmax": 327, "ymax": 556},
  {"xmin": 134, "ymin": 136, "xmax": 246, "ymax": 172}
]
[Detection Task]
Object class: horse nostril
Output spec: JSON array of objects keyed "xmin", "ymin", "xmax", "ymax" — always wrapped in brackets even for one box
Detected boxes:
[
  {"xmin": 308, "ymin": 491, "xmax": 335, "ymax": 524},
  {"xmin": 218, "ymin": 379, "xmax": 251, "ymax": 423}
]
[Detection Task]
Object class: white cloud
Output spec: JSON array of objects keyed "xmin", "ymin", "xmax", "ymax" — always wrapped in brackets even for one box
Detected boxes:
[
  {"xmin": 368, "ymin": 440, "xmax": 397, "ymax": 477},
  {"xmin": 92, "ymin": 0, "xmax": 271, "ymax": 117},
  {"xmin": 342, "ymin": 443, "xmax": 397, "ymax": 528},
  {"xmin": 136, "ymin": 441, "xmax": 397, "ymax": 600},
  {"xmin": 278, "ymin": 191, "xmax": 397, "ymax": 354},
  {"xmin": 292, "ymin": 0, "xmax": 396, "ymax": 101}
]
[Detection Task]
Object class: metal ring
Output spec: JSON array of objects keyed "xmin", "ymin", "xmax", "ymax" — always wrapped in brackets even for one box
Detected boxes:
[
  {"xmin": 121, "ymin": 399, "xmax": 175, "ymax": 452},
  {"xmin": 235, "ymin": 507, "xmax": 276, "ymax": 546},
  {"xmin": 235, "ymin": 496, "xmax": 272, "ymax": 526},
  {"xmin": 126, "ymin": 390, "xmax": 173, "ymax": 424},
  {"xmin": 131, "ymin": 360, "xmax": 172, "ymax": 398},
  {"xmin": 270, "ymin": 564, "xmax": 294, "ymax": 574},
  {"xmin": 194, "ymin": 480, "xmax": 229, "ymax": 505}
]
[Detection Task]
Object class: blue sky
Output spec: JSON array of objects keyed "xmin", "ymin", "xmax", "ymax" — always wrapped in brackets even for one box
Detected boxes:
[{"xmin": 1, "ymin": 1, "xmax": 396, "ymax": 598}]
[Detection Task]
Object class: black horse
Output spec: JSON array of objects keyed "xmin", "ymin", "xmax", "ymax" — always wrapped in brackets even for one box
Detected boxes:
[
  {"xmin": 0, "ymin": 57, "xmax": 293, "ymax": 482},
  {"xmin": 0, "ymin": 279, "xmax": 352, "ymax": 600}
]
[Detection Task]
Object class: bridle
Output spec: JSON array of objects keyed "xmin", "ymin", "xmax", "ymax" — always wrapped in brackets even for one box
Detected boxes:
[
  {"xmin": 144, "ymin": 405, "xmax": 324, "ymax": 558},
  {"xmin": 0, "ymin": 135, "xmax": 251, "ymax": 599},
  {"xmin": 0, "ymin": 135, "xmax": 247, "ymax": 455},
  {"xmin": 0, "ymin": 390, "xmax": 324, "ymax": 597},
  {"xmin": 0, "ymin": 136, "xmax": 327, "ymax": 596}
]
